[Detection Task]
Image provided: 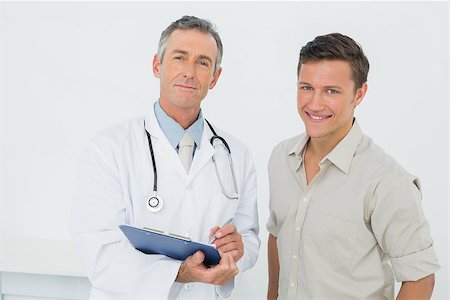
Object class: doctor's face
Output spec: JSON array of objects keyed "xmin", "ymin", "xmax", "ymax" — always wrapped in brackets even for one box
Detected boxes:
[
  {"xmin": 153, "ymin": 29, "xmax": 222, "ymax": 114},
  {"xmin": 297, "ymin": 60, "xmax": 367, "ymax": 145}
]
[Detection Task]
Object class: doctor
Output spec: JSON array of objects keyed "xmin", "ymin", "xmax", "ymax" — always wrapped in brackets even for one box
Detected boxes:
[{"xmin": 70, "ymin": 15, "xmax": 260, "ymax": 299}]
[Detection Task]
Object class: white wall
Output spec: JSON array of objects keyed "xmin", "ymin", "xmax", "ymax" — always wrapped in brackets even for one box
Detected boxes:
[{"xmin": 0, "ymin": 2, "xmax": 448, "ymax": 299}]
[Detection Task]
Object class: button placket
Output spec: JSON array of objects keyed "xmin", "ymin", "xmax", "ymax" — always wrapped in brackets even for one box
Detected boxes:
[
  {"xmin": 287, "ymin": 191, "xmax": 308, "ymax": 299},
  {"xmin": 288, "ymin": 162, "xmax": 326, "ymax": 299}
]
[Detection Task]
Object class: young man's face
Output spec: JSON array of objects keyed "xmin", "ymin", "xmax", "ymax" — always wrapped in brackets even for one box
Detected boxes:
[
  {"xmin": 153, "ymin": 29, "xmax": 222, "ymax": 113},
  {"xmin": 297, "ymin": 60, "xmax": 367, "ymax": 145}
]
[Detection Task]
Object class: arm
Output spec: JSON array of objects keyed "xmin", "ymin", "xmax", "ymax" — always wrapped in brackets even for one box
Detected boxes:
[
  {"xmin": 70, "ymin": 139, "xmax": 181, "ymax": 298},
  {"xmin": 212, "ymin": 145, "xmax": 260, "ymax": 269},
  {"xmin": 208, "ymin": 144, "xmax": 261, "ymax": 297},
  {"xmin": 370, "ymin": 175, "xmax": 440, "ymax": 295},
  {"xmin": 267, "ymin": 234, "xmax": 279, "ymax": 300},
  {"xmin": 396, "ymin": 274, "xmax": 435, "ymax": 300}
]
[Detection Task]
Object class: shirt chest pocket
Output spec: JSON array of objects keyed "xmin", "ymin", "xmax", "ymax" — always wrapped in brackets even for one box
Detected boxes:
[{"xmin": 305, "ymin": 211, "xmax": 369, "ymax": 264}]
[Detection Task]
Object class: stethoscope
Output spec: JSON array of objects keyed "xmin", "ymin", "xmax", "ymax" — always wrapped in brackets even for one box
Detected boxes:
[{"xmin": 144, "ymin": 119, "xmax": 239, "ymax": 213}]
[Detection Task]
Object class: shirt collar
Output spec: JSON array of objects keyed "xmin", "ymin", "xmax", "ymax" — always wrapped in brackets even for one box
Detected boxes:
[
  {"xmin": 288, "ymin": 119, "xmax": 364, "ymax": 174},
  {"xmin": 289, "ymin": 133, "xmax": 309, "ymax": 166},
  {"xmin": 154, "ymin": 100, "xmax": 204, "ymax": 149},
  {"xmin": 325, "ymin": 120, "xmax": 364, "ymax": 174}
]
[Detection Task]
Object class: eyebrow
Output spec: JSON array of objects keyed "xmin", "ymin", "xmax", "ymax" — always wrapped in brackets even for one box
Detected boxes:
[
  {"xmin": 298, "ymin": 81, "xmax": 343, "ymax": 90},
  {"xmin": 171, "ymin": 49, "xmax": 213, "ymax": 65},
  {"xmin": 323, "ymin": 85, "xmax": 343, "ymax": 90},
  {"xmin": 171, "ymin": 49, "xmax": 188, "ymax": 56}
]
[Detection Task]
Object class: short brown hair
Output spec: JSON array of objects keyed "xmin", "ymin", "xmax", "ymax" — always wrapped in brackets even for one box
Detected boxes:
[{"xmin": 297, "ymin": 33, "xmax": 369, "ymax": 90}]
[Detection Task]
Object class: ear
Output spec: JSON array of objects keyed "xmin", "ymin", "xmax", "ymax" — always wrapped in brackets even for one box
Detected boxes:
[
  {"xmin": 152, "ymin": 54, "xmax": 161, "ymax": 78},
  {"xmin": 354, "ymin": 82, "xmax": 368, "ymax": 107},
  {"xmin": 208, "ymin": 67, "xmax": 222, "ymax": 89}
]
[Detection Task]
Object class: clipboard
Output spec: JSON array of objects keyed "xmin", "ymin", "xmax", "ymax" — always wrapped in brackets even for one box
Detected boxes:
[{"xmin": 119, "ymin": 225, "xmax": 221, "ymax": 266}]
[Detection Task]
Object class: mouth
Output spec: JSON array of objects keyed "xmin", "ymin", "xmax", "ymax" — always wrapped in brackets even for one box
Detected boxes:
[
  {"xmin": 305, "ymin": 111, "xmax": 332, "ymax": 122},
  {"xmin": 175, "ymin": 84, "xmax": 197, "ymax": 90}
]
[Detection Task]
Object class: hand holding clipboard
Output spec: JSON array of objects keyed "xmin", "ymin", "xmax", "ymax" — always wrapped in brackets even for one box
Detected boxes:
[
  {"xmin": 119, "ymin": 225, "xmax": 221, "ymax": 266},
  {"xmin": 120, "ymin": 218, "xmax": 243, "ymax": 285}
]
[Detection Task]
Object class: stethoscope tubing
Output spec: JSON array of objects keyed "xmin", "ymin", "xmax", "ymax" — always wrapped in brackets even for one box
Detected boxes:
[
  {"xmin": 144, "ymin": 118, "xmax": 239, "ymax": 212},
  {"xmin": 211, "ymin": 143, "xmax": 239, "ymax": 199},
  {"xmin": 145, "ymin": 129, "xmax": 158, "ymax": 193}
]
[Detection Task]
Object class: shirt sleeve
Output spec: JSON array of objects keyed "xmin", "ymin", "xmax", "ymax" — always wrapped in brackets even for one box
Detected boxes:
[
  {"xmin": 266, "ymin": 145, "xmax": 282, "ymax": 237},
  {"xmin": 69, "ymin": 138, "xmax": 181, "ymax": 298},
  {"xmin": 266, "ymin": 212, "xmax": 279, "ymax": 237},
  {"xmin": 370, "ymin": 173, "xmax": 440, "ymax": 282}
]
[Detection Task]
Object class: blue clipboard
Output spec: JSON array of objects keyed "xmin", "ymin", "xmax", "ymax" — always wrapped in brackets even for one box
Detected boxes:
[{"xmin": 119, "ymin": 225, "xmax": 221, "ymax": 266}]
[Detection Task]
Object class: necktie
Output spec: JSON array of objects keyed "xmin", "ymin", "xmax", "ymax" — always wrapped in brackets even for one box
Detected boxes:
[{"xmin": 178, "ymin": 133, "xmax": 195, "ymax": 173}]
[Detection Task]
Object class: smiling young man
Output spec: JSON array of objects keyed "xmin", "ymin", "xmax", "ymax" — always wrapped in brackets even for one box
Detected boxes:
[
  {"xmin": 71, "ymin": 16, "xmax": 260, "ymax": 299},
  {"xmin": 266, "ymin": 33, "xmax": 440, "ymax": 299}
]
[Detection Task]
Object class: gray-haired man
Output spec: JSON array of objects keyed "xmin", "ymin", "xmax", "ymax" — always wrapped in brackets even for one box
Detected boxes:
[{"xmin": 71, "ymin": 16, "xmax": 260, "ymax": 299}]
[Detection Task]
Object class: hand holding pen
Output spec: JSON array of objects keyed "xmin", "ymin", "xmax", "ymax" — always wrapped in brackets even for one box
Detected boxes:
[
  {"xmin": 208, "ymin": 218, "xmax": 234, "ymax": 244},
  {"xmin": 209, "ymin": 218, "xmax": 244, "ymax": 262}
]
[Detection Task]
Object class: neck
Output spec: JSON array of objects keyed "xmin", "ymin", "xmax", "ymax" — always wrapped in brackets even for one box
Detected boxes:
[
  {"xmin": 159, "ymin": 99, "xmax": 200, "ymax": 129},
  {"xmin": 306, "ymin": 122, "xmax": 353, "ymax": 161},
  {"xmin": 305, "ymin": 138, "xmax": 336, "ymax": 162}
]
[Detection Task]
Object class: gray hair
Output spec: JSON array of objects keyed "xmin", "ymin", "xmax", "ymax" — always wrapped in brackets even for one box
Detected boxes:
[{"xmin": 157, "ymin": 15, "xmax": 223, "ymax": 73}]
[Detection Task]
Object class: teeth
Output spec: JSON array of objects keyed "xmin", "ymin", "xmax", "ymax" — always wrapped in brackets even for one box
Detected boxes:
[{"xmin": 310, "ymin": 114, "xmax": 327, "ymax": 120}]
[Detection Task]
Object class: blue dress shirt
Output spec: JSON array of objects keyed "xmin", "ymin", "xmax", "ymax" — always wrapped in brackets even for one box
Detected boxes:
[{"xmin": 154, "ymin": 100, "xmax": 203, "ymax": 154}]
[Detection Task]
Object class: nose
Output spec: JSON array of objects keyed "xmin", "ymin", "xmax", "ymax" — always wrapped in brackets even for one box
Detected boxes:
[
  {"xmin": 182, "ymin": 62, "xmax": 196, "ymax": 79},
  {"xmin": 309, "ymin": 91, "xmax": 325, "ymax": 111}
]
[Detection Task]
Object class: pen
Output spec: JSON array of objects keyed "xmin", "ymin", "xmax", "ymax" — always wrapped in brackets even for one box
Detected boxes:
[{"xmin": 208, "ymin": 217, "xmax": 234, "ymax": 244}]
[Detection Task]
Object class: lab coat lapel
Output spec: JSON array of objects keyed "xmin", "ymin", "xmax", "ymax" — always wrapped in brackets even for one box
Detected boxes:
[
  {"xmin": 188, "ymin": 120, "xmax": 215, "ymax": 182},
  {"xmin": 145, "ymin": 104, "xmax": 189, "ymax": 179}
]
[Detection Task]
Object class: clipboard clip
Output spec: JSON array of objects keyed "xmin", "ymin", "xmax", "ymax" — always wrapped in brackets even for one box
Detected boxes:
[{"xmin": 143, "ymin": 227, "xmax": 192, "ymax": 242}]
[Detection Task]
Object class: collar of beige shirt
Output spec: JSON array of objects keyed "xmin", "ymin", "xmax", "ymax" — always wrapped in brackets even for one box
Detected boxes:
[{"xmin": 288, "ymin": 119, "xmax": 364, "ymax": 174}]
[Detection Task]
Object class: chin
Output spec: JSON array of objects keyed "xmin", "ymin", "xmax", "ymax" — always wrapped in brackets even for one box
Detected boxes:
[
  {"xmin": 305, "ymin": 127, "xmax": 328, "ymax": 139},
  {"xmin": 168, "ymin": 98, "xmax": 197, "ymax": 109}
]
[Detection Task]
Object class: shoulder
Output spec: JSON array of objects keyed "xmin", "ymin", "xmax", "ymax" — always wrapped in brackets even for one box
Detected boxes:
[
  {"xmin": 205, "ymin": 121, "xmax": 251, "ymax": 156},
  {"xmin": 358, "ymin": 135, "xmax": 419, "ymax": 190},
  {"xmin": 88, "ymin": 116, "xmax": 144, "ymax": 153},
  {"xmin": 270, "ymin": 133, "xmax": 305, "ymax": 163}
]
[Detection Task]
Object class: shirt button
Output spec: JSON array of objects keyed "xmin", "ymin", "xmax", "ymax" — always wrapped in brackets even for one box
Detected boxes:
[
  {"xmin": 303, "ymin": 197, "xmax": 308, "ymax": 203},
  {"xmin": 296, "ymin": 226, "xmax": 300, "ymax": 231},
  {"xmin": 291, "ymin": 282, "xmax": 296, "ymax": 287},
  {"xmin": 184, "ymin": 283, "xmax": 193, "ymax": 290},
  {"xmin": 292, "ymin": 255, "xmax": 297, "ymax": 260},
  {"xmin": 186, "ymin": 185, "xmax": 192, "ymax": 191}
]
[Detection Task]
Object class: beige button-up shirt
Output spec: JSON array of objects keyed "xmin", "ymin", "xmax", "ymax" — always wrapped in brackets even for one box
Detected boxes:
[{"xmin": 267, "ymin": 121, "xmax": 440, "ymax": 299}]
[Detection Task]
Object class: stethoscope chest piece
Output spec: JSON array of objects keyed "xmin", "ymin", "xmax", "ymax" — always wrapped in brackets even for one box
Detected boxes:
[{"xmin": 146, "ymin": 192, "xmax": 163, "ymax": 213}]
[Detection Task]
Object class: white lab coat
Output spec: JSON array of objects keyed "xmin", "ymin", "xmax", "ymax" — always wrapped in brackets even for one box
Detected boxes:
[{"xmin": 70, "ymin": 103, "xmax": 260, "ymax": 299}]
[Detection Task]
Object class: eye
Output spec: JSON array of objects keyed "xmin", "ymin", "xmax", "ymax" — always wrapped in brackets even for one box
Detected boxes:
[
  {"xmin": 173, "ymin": 56, "xmax": 184, "ymax": 60},
  {"xmin": 299, "ymin": 85, "xmax": 312, "ymax": 91},
  {"xmin": 198, "ymin": 60, "xmax": 210, "ymax": 67},
  {"xmin": 326, "ymin": 88, "xmax": 338, "ymax": 94}
]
